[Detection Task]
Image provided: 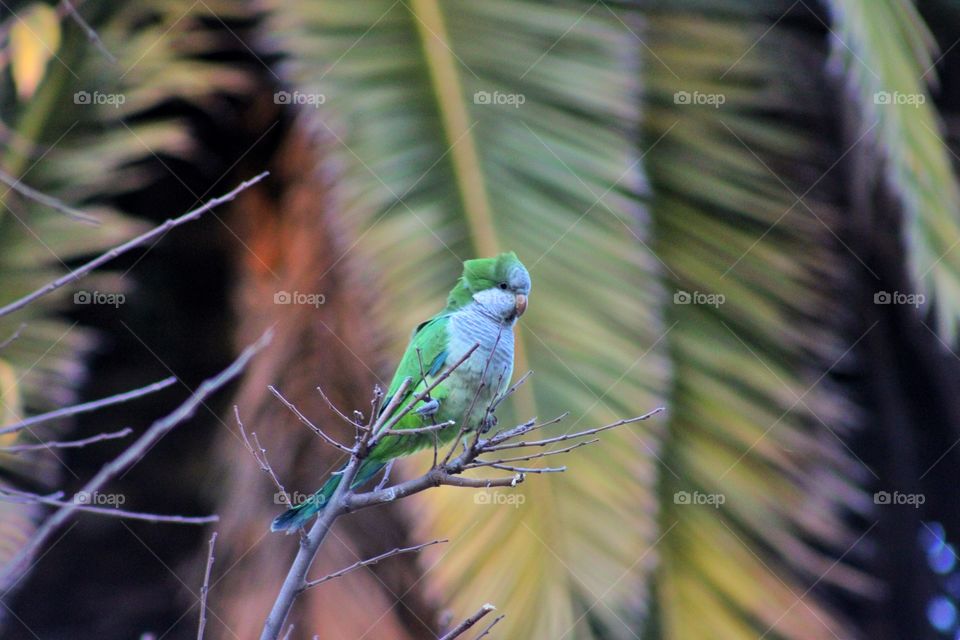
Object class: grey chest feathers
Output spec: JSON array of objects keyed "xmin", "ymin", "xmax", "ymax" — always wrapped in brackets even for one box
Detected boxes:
[{"xmin": 445, "ymin": 303, "xmax": 516, "ymax": 405}]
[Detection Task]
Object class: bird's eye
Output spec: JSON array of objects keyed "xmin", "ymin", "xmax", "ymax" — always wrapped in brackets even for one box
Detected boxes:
[{"xmin": 498, "ymin": 282, "xmax": 508, "ymax": 290}]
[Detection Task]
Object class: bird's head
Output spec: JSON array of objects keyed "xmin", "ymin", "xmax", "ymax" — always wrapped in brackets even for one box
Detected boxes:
[{"xmin": 446, "ymin": 252, "xmax": 530, "ymax": 323}]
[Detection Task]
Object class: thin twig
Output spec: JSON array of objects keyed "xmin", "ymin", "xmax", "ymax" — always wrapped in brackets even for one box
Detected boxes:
[
  {"xmin": 0, "ymin": 376, "xmax": 177, "ymax": 436},
  {"xmin": 0, "ymin": 329, "xmax": 271, "ymax": 587},
  {"xmin": 58, "ymin": 0, "xmax": 116, "ymax": 63},
  {"xmin": 315, "ymin": 385, "xmax": 364, "ymax": 429},
  {"xmin": 472, "ymin": 614, "xmax": 504, "ymax": 639},
  {"xmin": 381, "ymin": 420, "xmax": 454, "ymax": 436},
  {"xmin": 0, "ymin": 427, "xmax": 132, "ymax": 453},
  {"xmin": 439, "ymin": 603, "xmax": 497, "ymax": 640},
  {"xmin": 0, "ymin": 488, "xmax": 219, "ymax": 524},
  {"xmin": 485, "ymin": 409, "xmax": 664, "ymax": 452},
  {"xmin": 0, "ymin": 323, "xmax": 26, "ymax": 350},
  {"xmin": 303, "ymin": 539, "xmax": 446, "ymax": 590},
  {"xmin": 465, "ymin": 439, "xmax": 598, "ymax": 468},
  {"xmin": 197, "ymin": 532, "xmax": 218, "ymax": 640},
  {"xmin": 269, "ymin": 386, "xmax": 354, "ymax": 454},
  {"xmin": 235, "ymin": 406, "xmax": 291, "ymax": 506},
  {"xmin": 0, "ymin": 168, "xmax": 100, "ymax": 225},
  {"xmin": 487, "ymin": 463, "xmax": 565, "ymax": 474},
  {"xmin": 374, "ymin": 459, "xmax": 395, "ymax": 492},
  {"xmin": 0, "ymin": 172, "xmax": 269, "ymax": 319}
]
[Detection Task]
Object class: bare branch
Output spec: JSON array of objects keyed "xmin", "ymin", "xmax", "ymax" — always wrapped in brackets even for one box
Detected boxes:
[
  {"xmin": 487, "ymin": 463, "xmax": 565, "ymax": 474},
  {"xmin": 374, "ymin": 459, "xmax": 395, "ymax": 492},
  {"xmin": 0, "ymin": 488, "xmax": 218, "ymax": 525},
  {"xmin": 381, "ymin": 420, "xmax": 454, "ymax": 437},
  {"xmin": 0, "ymin": 322, "xmax": 26, "ymax": 350},
  {"xmin": 197, "ymin": 532, "xmax": 218, "ymax": 640},
  {"xmin": 303, "ymin": 539, "xmax": 446, "ymax": 591},
  {"xmin": 465, "ymin": 439, "xmax": 598, "ymax": 469},
  {"xmin": 0, "ymin": 329, "xmax": 271, "ymax": 587},
  {"xmin": 315, "ymin": 385, "xmax": 364, "ymax": 429},
  {"xmin": 485, "ymin": 408, "xmax": 664, "ymax": 452},
  {"xmin": 257, "ymin": 350, "xmax": 664, "ymax": 640},
  {"xmin": 0, "ymin": 168, "xmax": 100, "ymax": 225},
  {"xmin": 472, "ymin": 614, "xmax": 505, "ymax": 639},
  {"xmin": 0, "ymin": 376, "xmax": 177, "ymax": 437},
  {"xmin": 439, "ymin": 603, "xmax": 497, "ymax": 640},
  {"xmin": 0, "ymin": 172, "xmax": 269, "ymax": 319},
  {"xmin": 489, "ymin": 370, "xmax": 531, "ymax": 415},
  {"xmin": 0, "ymin": 427, "xmax": 132, "ymax": 453},
  {"xmin": 58, "ymin": 0, "xmax": 116, "ymax": 63},
  {"xmin": 236, "ymin": 406, "xmax": 291, "ymax": 506},
  {"xmin": 268, "ymin": 385, "xmax": 354, "ymax": 454}
]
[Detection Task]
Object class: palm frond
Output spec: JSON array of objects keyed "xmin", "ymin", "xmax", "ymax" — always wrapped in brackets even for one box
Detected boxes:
[
  {"xmin": 639, "ymin": 3, "xmax": 874, "ymax": 638},
  {"xmin": 827, "ymin": 0, "xmax": 960, "ymax": 336}
]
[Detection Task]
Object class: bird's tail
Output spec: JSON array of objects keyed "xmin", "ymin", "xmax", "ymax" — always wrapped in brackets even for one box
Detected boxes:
[{"xmin": 270, "ymin": 459, "xmax": 385, "ymax": 533}]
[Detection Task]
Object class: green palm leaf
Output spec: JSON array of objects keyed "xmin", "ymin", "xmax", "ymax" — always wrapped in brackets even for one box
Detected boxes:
[
  {"xmin": 827, "ymin": 0, "xmax": 960, "ymax": 336},
  {"xmin": 639, "ymin": 3, "xmax": 874, "ymax": 638}
]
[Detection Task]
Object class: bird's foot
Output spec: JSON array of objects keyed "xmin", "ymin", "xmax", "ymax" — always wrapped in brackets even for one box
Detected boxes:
[
  {"xmin": 415, "ymin": 397, "xmax": 440, "ymax": 418},
  {"xmin": 480, "ymin": 413, "xmax": 497, "ymax": 433}
]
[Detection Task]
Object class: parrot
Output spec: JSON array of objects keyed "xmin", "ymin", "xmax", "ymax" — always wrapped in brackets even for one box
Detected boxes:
[{"xmin": 271, "ymin": 251, "xmax": 531, "ymax": 532}]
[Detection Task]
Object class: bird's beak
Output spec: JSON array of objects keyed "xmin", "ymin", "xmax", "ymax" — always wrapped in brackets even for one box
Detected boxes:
[{"xmin": 515, "ymin": 294, "xmax": 527, "ymax": 317}]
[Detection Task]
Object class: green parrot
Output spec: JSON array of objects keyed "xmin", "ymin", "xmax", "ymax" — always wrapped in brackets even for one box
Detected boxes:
[{"xmin": 271, "ymin": 252, "xmax": 531, "ymax": 532}]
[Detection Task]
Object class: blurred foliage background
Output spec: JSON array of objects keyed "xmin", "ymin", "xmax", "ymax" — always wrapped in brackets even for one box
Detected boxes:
[{"xmin": 3, "ymin": 1, "xmax": 960, "ymax": 638}]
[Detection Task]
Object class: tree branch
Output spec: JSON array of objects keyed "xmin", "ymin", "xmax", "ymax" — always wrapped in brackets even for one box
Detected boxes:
[
  {"xmin": 0, "ymin": 329, "xmax": 271, "ymax": 587},
  {"xmin": 439, "ymin": 603, "xmax": 497, "ymax": 640},
  {"xmin": 303, "ymin": 539, "xmax": 446, "ymax": 591},
  {"xmin": 0, "ymin": 171, "xmax": 269, "ymax": 319},
  {"xmin": 0, "ymin": 376, "xmax": 177, "ymax": 437}
]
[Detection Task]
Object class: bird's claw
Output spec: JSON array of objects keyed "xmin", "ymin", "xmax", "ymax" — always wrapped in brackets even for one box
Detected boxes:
[
  {"xmin": 415, "ymin": 397, "xmax": 440, "ymax": 417},
  {"xmin": 480, "ymin": 413, "xmax": 497, "ymax": 433}
]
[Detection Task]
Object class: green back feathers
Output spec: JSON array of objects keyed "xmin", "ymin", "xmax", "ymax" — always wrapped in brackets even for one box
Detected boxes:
[{"xmin": 445, "ymin": 252, "xmax": 525, "ymax": 311}]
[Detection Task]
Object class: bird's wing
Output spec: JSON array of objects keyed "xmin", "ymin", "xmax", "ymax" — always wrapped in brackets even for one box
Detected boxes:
[{"xmin": 380, "ymin": 312, "xmax": 450, "ymax": 418}]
